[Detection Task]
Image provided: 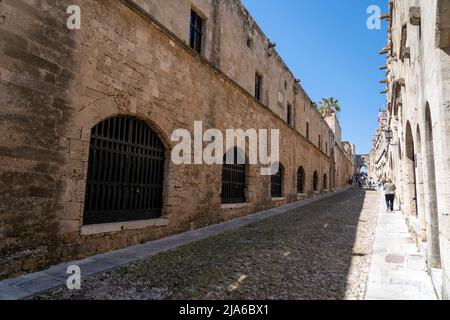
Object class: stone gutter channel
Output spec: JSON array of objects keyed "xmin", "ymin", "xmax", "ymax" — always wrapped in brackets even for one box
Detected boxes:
[{"xmin": 0, "ymin": 188, "xmax": 350, "ymax": 300}]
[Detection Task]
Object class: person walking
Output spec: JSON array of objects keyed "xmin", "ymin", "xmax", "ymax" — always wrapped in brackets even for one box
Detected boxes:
[{"xmin": 384, "ymin": 179, "xmax": 396, "ymax": 212}]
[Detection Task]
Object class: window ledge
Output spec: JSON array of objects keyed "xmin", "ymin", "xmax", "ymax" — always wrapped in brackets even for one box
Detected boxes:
[
  {"xmin": 272, "ymin": 197, "xmax": 286, "ymax": 202},
  {"xmin": 297, "ymin": 193, "xmax": 307, "ymax": 197},
  {"xmin": 81, "ymin": 218, "xmax": 170, "ymax": 236},
  {"xmin": 221, "ymin": 203, "xmax": 249, "ymax": 209}
]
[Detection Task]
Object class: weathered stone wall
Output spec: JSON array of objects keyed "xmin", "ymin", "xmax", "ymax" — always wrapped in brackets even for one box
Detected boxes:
[
  {"xmin": 0, "ymin": 0, "xmax": 352, "ymax": 279},
  {"xmin": 335, "ymin": 145, "xmax": 353, "ymax": 189},
  {"xmin": 130, "ymin": 0, "xmax": 334, "ymax": 156},
  {"xmin": 377, "ymin": 0, "xmax": 450, "ymax": 299},
  {"xmin": 0, "ymin": 0, "xmax": 79, "ymax": 278}
]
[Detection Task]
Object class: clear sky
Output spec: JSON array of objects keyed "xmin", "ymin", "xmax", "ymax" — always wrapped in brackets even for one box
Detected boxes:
[{"xmin": 241, "ymin": 0, "xmax": 389, "ymax": 154}]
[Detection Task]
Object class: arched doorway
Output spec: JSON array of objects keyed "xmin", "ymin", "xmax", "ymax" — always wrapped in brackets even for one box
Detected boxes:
[
  {"xmin": 297, "ymin": 166, "xmax": 305, "ymax": 194},
  {"xmin": 359, "ymin": 165, "xmax": 368, "ymax": 175},
  {"xmin": 405, "ymin": 121, "xmax": 418, "ymax": 217},
  {"xmin": 313, "ymin": 171, "xmax": 319, "ymax": 192},
  {"xmin": 397, "ymin": 141, "xmax": 404, "ymax": 210},
  {"xmin": 83, "ymin": 116, "xmax": 166, "ymax": 225},
  {"xmin": 416, "ymin": 125, "xmax": 427, "ymax": 241},
  {"xmin": 424, "ymin": 105, "xmax": 442, "ymax": 269}
]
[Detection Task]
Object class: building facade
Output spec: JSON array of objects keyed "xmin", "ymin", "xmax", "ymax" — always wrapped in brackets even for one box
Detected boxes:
[
  {"xmin": 0, "ymin": 0, "xmax": 353, "ymax": 279},
  {"xmin": 370, "ymin": 0, "xmax": 450, "ymax": 299}
]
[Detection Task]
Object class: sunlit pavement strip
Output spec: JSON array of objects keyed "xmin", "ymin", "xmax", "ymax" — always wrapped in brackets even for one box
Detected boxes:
[
  {"xmin": 0, "ymin": 189, "xmax": 349, "ymax": 300},
  {"xmin": 365, "ymin": 192, "xmax": 437, "ymax": 300}
]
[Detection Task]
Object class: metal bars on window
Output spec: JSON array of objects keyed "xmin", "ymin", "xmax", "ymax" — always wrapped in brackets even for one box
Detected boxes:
[
  {"xmin": 313, "ymin": 171, "xmax": 319, "ymax": 192},
  {"xmin": 271, "ymin": 165, "xmax": 283, "ymax": 198},
  {"xmin": 221, "ymin": 148, "xmax": 246, "ymax": 204},
  {"xmin": 297, "ymin": 167, "xmax": 305, "ymax": 194},
  {"xmin": 83, "ymin": 116, "xmax": 165, "ymax": 225}
]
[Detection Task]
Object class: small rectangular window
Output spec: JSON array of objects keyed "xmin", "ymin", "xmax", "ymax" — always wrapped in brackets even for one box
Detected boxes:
[
  {"xmin": 255, "ymin": 73, "xmax": 263, "ymax": 101},
  {"xmin": 287, "ymin": 104, "xmax": 293, "ymax": 126},
  {"xmin": 306, "ymin": 122, "xmax": 310, "ymax": 140},
  {"xmin": 400, "ymin": 24, "xmax": 408, "ymax": 61},
  {"xmin": 190, "ymin": 10, "xmax": 203, "ymax": 54}
]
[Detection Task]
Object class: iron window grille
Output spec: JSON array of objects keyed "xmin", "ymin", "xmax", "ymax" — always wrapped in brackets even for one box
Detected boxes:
[
  {"xmin": 297, "ymin": 167, "xmax": 305, "ymax": 194},
  {"xmin": 221, "ymin": 148, "xmax": 246, "ymax": 204},
  {"xmin": 313, "ymin": 171, "xmax": 319, "ymax": 192},
  {"xmin": 271, "ymin": 165, "xmax": 284, "ymax": 198},
  {"xmin": 83, "ymin": 116, "xmax": 165, "ymax": 225}
]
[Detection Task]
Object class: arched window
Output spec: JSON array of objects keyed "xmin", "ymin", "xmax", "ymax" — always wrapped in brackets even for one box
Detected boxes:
[
  {"xmin": 271, "ymin": 164, "xmax": 284, "ymax": 198},
  {"xmin": 323, "ymin": 174, "xmax": 328, "ymax": 191},
  {"xmin": 297, "ymin": 166, "xmax": 305, "ymax": 194},
  {"xmin": 83, "ymin": 116, "xmax": 166, "ymax": 225},
  {"xmin": 313, "ymin": 171, "xmax": 319, "ymax": 192},
  {"xmin": 221, "ymin": 148, "xmax": 246, "ymax": 204}
]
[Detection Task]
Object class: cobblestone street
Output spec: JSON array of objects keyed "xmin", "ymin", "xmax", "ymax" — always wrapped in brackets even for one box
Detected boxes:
[{"xmin": 33, "ymin": 189, "xmax": 380, "ymax": 300}]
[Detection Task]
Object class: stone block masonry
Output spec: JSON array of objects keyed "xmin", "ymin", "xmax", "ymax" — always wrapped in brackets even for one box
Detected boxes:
[
  {"xmin": 369, "ymin": 0, "xmax": 450, "ymax": 299},
  {"xmin": 0, "ymin": 0, "xmax": 354, "ymax": 279}
]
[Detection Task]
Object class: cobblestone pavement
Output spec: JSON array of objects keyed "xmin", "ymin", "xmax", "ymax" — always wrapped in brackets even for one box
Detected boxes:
[{"xmin": 34, "ymin": 189, "xmax": 379, "ymax": 300}]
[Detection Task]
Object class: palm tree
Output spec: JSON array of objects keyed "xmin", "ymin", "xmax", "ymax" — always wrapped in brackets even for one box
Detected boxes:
[{"xmin": 317, "ymin": 97, "xmax": 341, "ymax": 117}]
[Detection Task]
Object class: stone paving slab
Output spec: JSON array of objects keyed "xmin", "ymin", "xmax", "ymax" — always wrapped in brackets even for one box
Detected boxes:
[
  {"xmin": 365, "ymin": 192, "xmax": 437, "ymax": 300},
  {"xmin": 0, "ymin": 190, "xmax": 347, "ymax": 300}
]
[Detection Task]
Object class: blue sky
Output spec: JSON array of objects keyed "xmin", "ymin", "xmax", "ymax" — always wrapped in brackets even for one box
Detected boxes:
[{"xmin": 241, "ymin": 0, "xmax": 389, "ymax": 154}]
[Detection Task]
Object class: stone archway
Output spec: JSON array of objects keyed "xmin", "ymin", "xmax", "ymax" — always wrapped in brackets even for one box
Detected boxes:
[
  {"xmin": 405, "ymin": 121, "xmax": 418, "ymax": 218},
  {"xmin": 415, "ymin": 125, "xmax": 427, "ymax": 241},
  {"xmin": 424, "ymin": 105, "xmax": 442, "ymax": 269},
  {"xmin": 359, "ymin": 165, "xmax": 368, "ymax": 174}
]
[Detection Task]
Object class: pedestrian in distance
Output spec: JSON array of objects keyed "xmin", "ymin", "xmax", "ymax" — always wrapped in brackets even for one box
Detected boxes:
[{"xmin": 384, "ymin": 178, "xmax": 396, "ymax": 212}]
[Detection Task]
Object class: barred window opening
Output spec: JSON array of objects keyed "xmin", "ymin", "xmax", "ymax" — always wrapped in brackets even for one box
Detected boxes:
[
  {"xmin": 271, "ymin": 164, "xmax": 284, "ymax": 198},
  {"xmin": 221, "ymin": 148, "xmax": 246, "ymax": 204},
  {"xmin": 313, "ymin": 171, "xmax": 319, "ymax": 192},
  {"xmin": 297, "ymin": 166, "xmax": 305, "ymax": 194},
  {"xmin": 83, "ymin": 116, "xmax": 165, "ymax": 225}
]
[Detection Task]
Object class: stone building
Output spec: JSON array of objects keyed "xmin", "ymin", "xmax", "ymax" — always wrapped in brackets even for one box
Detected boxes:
[
  {"xmin": 342, "ymin": 141, "xmax": 357, "ymax": 174},
  {"xmin": 369, "ymin": 110, "xmax": 389, "ymax": 181},
  {"xmin": 370, "ymin": 0, "xmax": 450, "ymax": 299},
  {"xmin": 0, "ymin": 0, "xmax": 353, "ymax": 279}
]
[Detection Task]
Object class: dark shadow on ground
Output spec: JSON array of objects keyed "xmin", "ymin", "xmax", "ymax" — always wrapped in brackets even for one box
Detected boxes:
[{"xmin": 34, "ymin": 189, "xmax": 371, "ymax": 300}]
